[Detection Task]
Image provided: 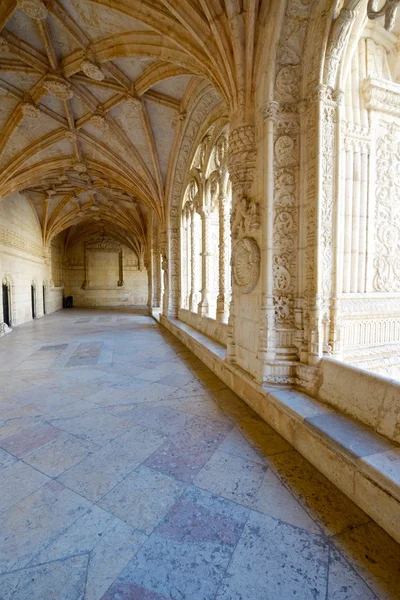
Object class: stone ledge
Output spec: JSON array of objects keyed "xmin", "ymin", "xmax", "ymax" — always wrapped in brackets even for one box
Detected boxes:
[{"xmin": 158, "ymin": 313, "xmax": 400, "ymax": 543}]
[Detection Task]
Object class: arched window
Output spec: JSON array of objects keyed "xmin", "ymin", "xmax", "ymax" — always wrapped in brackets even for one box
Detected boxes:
[{"xmin": 180, "ymin": 125, "xmax": 231, "ymax": 327}]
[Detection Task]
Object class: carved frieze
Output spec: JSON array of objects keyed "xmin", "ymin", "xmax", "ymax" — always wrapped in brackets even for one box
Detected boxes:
[{"xmin": 373, "ymin": 123, "xmax": 400, "ymax": 292}]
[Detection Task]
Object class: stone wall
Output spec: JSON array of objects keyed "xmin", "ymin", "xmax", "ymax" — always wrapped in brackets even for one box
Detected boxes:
[
  {"xmin": 63, "ymin": 235, "xmax": 148, "ymax": 307},
  {"xmin": 0, "ymin": 193, "xmax": 63, "ymax": 327}
]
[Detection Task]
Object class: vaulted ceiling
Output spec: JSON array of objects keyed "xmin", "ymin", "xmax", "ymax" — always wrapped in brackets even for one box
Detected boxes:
[{"xmin": 0, "ymin": 0, "xmax": 267, "ymax": 252}]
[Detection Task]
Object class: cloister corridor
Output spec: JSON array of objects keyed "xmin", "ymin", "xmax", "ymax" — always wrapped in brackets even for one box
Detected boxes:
[{"xmin": 0, "ymin": 307, "xmax": 398, "ymax": 600}]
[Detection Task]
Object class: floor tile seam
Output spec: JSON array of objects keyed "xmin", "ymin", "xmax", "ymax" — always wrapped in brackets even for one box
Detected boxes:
[
  {"xmin": 325, "ymin": 535, "xmax": 380, "ymax": 600},
  {"xmin": 0, "ymin": 467, "xmax": 50, "ymax": 518},
  {"xmin": 253, "ymin": 450, "xmax": 342, "ymax": 537},
  {"xmin": 91, "ymin": 441, "xmax": 182, "ymax": 507},
  {"xmin": 21, "ymin": 432, "xmax": 101, "ymax": 473},
  {"xmin": 0, "ymin": 551, "xmax": 91, "ymax": 578},
  {"xmin": 189, "ymin": 480, "xmax": 327, "ymax": 538}
]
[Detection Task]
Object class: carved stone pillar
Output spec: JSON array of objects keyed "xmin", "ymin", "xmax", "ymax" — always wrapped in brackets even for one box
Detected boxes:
[
  {"xmin": 216, "ymin": 193, "xmax": 230, "ymax": 323},
  {"xmin": 160, "ymin": 230, "xmax": 168, "ymax": 316},
  {"xmin": 197, "ymin": 207, "xmax": 213, "ymax": 317},
  {"xmin": 189, "ymin": 203, "xmax": 198, "ymax": 312},
  {"xmin": 257, "ymin": 101, "xmax": 279, "ymax": 382},
  {"xmin": 226, "ymin": 123, "xmax": 257, "ymax": 364}
]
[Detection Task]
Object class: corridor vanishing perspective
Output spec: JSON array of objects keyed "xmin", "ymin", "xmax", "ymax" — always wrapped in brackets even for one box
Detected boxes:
[
  {"xmin": 1, "ymin": 0, "xmax": 400, "ymax": 598},
  {"xmin": 0, "ymin": 309, "xmax": 399, "ymax": 600}
]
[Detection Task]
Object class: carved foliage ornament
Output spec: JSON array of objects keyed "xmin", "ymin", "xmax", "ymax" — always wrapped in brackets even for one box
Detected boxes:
[{"xmin": 232, "ymin": 237, "xmax": 260, "ymax": 294}]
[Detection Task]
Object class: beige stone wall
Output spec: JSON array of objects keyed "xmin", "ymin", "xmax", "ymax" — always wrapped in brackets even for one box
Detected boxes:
[
  {"xmin": 0, "ymin": 193, "xmax": 63, "ymax": 326},
  {"xmin": 64, "ymin": 236, "xmax": 148, "ymax": 307}
]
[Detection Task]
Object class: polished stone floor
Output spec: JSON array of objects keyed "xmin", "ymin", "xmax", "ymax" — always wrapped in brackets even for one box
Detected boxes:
[{"xmin": 0, "ymin": 308, "xmax": 399, "ymax": 600}]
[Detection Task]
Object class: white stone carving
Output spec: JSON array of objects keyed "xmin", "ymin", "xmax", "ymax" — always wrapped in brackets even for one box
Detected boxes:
[
  {"xmin": 363, "ymin": 77, "xmax": 400, "ymax": 117},
  {"xmin": 232, "ymin": 237, "xmax": 260, "ymax": 294},
  {"xmin": 373, "ymin": 123, "xmax": 400, "ymax": 292},
  {"xmin": 91, "ymin": 114, "xmax": 110, "ymax": 132},
  {"xmin": 81, "ymin": 59, "xmax": 104, "ymax": 81},
  {"xmin": 21, "ymin": 102, "xmax": 41, "ymax": 120},
  {"xmin": 43, "ymin": 76, "xmax": 74, "ymax": 100},
  {"xmin": 125, "ymin": 95, "xmax": 142, "ymax": 112}
]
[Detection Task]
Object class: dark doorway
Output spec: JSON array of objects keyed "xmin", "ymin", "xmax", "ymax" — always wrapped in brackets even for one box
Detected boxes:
[
  {"xmin": 43, "ymin": 285, "xmax": 46, "ymax": 315},
  {"xmin": 2, "ymin": 283, "xmax": 10, "ymax": 326},
  {"xmin": 31, "ymin": 285, "xmax": 36, "ymax": 319}
]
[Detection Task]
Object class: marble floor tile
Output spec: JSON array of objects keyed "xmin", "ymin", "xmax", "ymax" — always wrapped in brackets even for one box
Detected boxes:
[
  {"xmin": 268, "ymin": 450, "xmax": 371, "ymax": 535},
  {"xmin": 0, "ymin": 447, "xmax": 18, "ymax": 470},
  {"xmin": 332, "ymin": 521, "xmax": 400, "ymax": 600},
  {"xmin": 58, "ymin": 425, "xmax": 167, "ymax": 501},
  {"xmin": 0, "ymin": 481, "xmax": 90, "ymax": 573},
  {"xmin": 0, "ymin": 460, "xmax": 49, "ymax": 514},
  {"xmin": 195, "ymin": 450, "xmax": 267, "ymax": 505},
  {"xmin": 0, "ymin": 422, "xmax": 61, "ymax": 457},
  {"xmin": 327, "ymin": 546, "xmax": 379, "ymax": 600},
  {"xmin": 23, "ymin": 432, "xmax": 98, "ymax": 477},
  {"xmin": 99, "ymin": 465, "xmax": 185, "ymax": 533},
  {"xmin": 0, "ymin": 555, "xmax": 88, "ymax": 600},
  {"xmin": 216, "ymin": 510, "xmax": 330, "ymax": 600}
]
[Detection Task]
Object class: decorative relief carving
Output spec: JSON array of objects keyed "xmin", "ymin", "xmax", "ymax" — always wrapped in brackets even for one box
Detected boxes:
[
  {"xmin": 21, "ymin": 102, "xmax": 41, "ymax": 120},
  {"xmin": 81, "ymin": 59, "xmax": 104, "ymax": 81},
  {"xmin": 43, "ymin": 76, "xmax": 74, "ymax": 100},
  {"xmin": 125, "ymin": 94, "xmax": 142, "ymax": 112},
  {"xmin": 362, "ymin": 77, "xmax": 400, "ymax": 117},
  {"xmin": 373, "ymin": 123, "xmax": 400, "ymax": 292},
  {"xmin": 232, "ymin": 237, "xmax": 260, "ymax": 294},
  {"xmin": 227, "ymin": 125, "xmax": 256, "ymax": 196},
  {"xmin": 91, "ymin": 114, "xmax": 110, "ymax": 132},
  {"xmin": 231, "ymin": 197, "xmax": 260, "ymax": 239},
  {"xmin": 367, "ymin": 0, "xmax": 400, "ymax": 31},
  {"xmin": 0, "ymin": 225, "xmax": 44, "ymax": 257}
]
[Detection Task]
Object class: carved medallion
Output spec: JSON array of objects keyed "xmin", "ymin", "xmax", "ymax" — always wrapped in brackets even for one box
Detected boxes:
[
  {"xmin": 81, "ymin": 59, "xmax": 104, "ymax": 81},
  {"xmin": 43, "ymin": 76, "xmax": 74, "ymax": 100},
  {"xmin": 18, "ymin": 0, "xmax": 48, "ymax": 19},
  {"xmin": 232, "ymin": 237, "xmax": 260, "ymax": 294}
]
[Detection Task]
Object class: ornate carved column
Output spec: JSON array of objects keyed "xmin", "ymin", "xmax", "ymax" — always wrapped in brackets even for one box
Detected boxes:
[
  {"xmin": 197, "ymin": 206, "xmax": 213, "ymax": 317},
  {"xmin": 257, "ymin": 101, "xmax": 279, "ymax": 381},
  {"xmin": 216, "ymin": 192, "xmax": 230, "ymax": 323},
  {"xmin": 189, "ymin": 202, "xmax": 198, "ymax": 312},
  {"xmin": 226, "ymin": 124, "xmax": 257, "ymax": 363},
  {"xmin": 160, "ymin": 230, "xmax": 168, "ymax": 316}
]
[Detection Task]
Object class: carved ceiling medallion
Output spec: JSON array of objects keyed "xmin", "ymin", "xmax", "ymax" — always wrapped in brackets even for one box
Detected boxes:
[
  {"xmin": 232, "ymin": 237, "xmax": 261, "ymax": 294},
  {"xmin": 21, "ymin": 102, "xmax": 41, "ymax": 120},
  {"xmin": 125, "ymin": 95, "xmax": 142, "ymax": 112},
  {"xmin": 91, "ymin": 114, "xmax": 110, "ymax": 132},
  {"xmin": 81, "ymin": 59, "xmax": 105, "ymax": 81},
  {"xmin": 43, "ymin": 76, "xmax": 74, "ymax": 100},
  {"xmin": 18, "ymin": 0, "xmax": 48, "ymax": 20}
]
